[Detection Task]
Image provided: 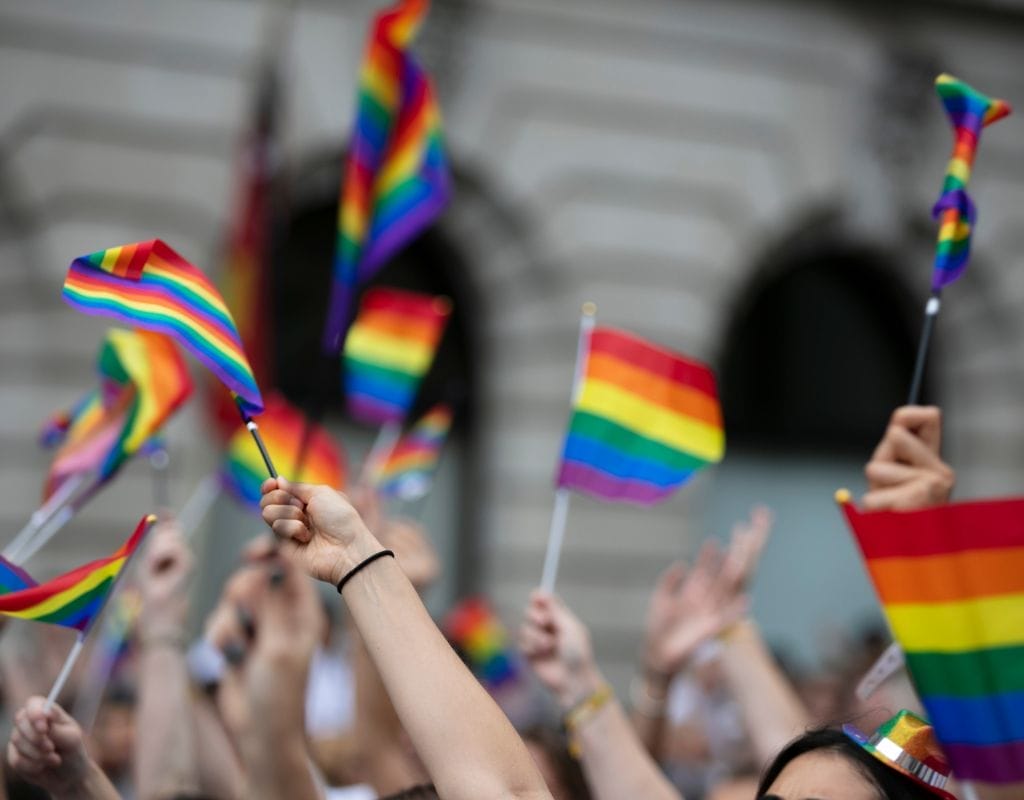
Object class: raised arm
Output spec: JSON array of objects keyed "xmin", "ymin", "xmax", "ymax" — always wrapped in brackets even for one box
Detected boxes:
[
  {"xmin": 260, "ymin": 477, "xmax": 551, "ymax": 800},
  {"xmin": 7, "ymin": 696, "xmax": 120, "ymax": 800},
  {"xmin": 519, "ymin": 592, "xmax": 681, "ymax": 800},
  {"xmin": 863, "ymin": 405, "xmax": 953, "ymax": 510}
]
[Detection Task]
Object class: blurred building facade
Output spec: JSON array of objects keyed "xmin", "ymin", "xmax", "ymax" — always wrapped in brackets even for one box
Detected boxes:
[{"xmin": 2, "ymin": 0, "xmax": 1024, "ymax": 688}]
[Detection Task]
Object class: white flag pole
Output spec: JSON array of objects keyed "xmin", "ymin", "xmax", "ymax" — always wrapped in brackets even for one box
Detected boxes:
[{"xmin": 540, "ymin": 302, "xmax": 596, "ymax": 594}]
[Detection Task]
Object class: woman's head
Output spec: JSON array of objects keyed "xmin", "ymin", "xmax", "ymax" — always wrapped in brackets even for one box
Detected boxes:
[{"xmin": 758, "ymin": 728, "xmax": 948, "ymax": 800}]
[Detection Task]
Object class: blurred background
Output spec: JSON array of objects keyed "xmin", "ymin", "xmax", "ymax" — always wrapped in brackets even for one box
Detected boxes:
[{"xmin": 1, "ymin": 0, "xmax": 1023, "ymax": 695}]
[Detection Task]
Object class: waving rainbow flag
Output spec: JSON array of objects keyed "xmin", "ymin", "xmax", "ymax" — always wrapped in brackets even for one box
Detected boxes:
[
  {"xmin": 838, "ymin": 493, "xmax": 1024, "ymax": 784},
  {"xmin": 931, "ymin": 75, "xmax": 1011, "ymax": 290},
  {"xmin": 343, "ymin": 287, "xmax": 450, "ymax": 425},
  {"xmin": 221, "ymin": 394, "xmax": 346, "ymax": 509},
  {"xmin": 62, "ymin": 239, "xmax": 263, "ymax": 414},
  {"xmin": 556, "ymin": 328, "xmax": 724, "ymax": 505},
  {"xmin": 322, "ymin": 0, "xmax": 451, "ymax": 352},
  {"xmin": 42, "ymin": 330, "xmax": 192, "ymax": 501},
  {"xmin": 376, "ymin": 404, "xmax": 452, "ymax": 500},
  {"xmin": 0, "ymin": 515, "xmax": 156, "ymax": 633},
  {"xmin": 444, "ymin": 597, "xmax": 519, "ymax": 689}
]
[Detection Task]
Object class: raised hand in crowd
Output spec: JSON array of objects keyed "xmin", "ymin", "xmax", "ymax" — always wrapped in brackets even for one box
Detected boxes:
[
  {"xmin": 863, "ymin": 405, "xmax": 954, "ymax": 510},
  {"xmin": 519, "ymin": 591, "xmax": 681, "ymax": 800},
  {"xmin": 261, "ymin": 478, "xmax": 550, "ymax": 800},
  {"xmin": 633, "ymin": 506, "xmax": 771, "ymax": 756},
  {"xmin": 206, "ymin": 537, "xmax": 323, "ymax": 800},
  {"xmin": 7, "ymin": 696, "xmax": 118, "ymax": 800}
]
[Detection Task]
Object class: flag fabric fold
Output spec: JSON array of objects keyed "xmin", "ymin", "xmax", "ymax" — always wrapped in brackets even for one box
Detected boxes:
[
  {"xmin": 376, "ymin": 403, "xmax": 452, "ymax": 500},
  {"xmin": 42, "ymin": 330, "xmax": 192, "ymax": 501},
  {"xmin": 322, "ymin": 0, "xmax": 451, "ymax": 352},
  {"xmin": 930, "ymin": 74, "xmax": 1011, "ymax": 290},
  {"xmin": 838, "ymin": 494, "xmax": 1024, "ymax": 783},
  {"xmin": 62, "ymin": 239, "xmax": 263, "ymax": 414},
  {"xmin": 343, "ymin": 287, "xmax": 450, "ymax": 425},
  {"xmin": 0, "ymin": 515, "xmax": 156, "ymax": 633},
  {"xmin": 556, "ymin": 327, "xmax": 725, "ymax": 505}
]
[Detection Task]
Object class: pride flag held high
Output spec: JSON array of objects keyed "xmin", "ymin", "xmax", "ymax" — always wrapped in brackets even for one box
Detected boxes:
[
  {"xmin": 444, "ymin": 597, "xmax": 519, "ymax": 689},
  {"xmin": 556, "ymin": 327, "xmax": 725, "ymax": 505},
  {"xmin": 343, "ymin": 287, "xmax": 451, "ymax": 425},
  {"xmin": 42, "ymin": 329, "xmax": 192, "ymax": 501},
  {"xmin": 930, "ymin": 74, "xmax": 1011, "ymax": 290},
  {"xmin": 376, "ymin": 403, "xmax": 452, "ymax": 500},
  {"xmin": 0, "ymin": 515, "xmax": 156, "ymax": 633},
  {"xmin": 838, "ymin": 493, "xmax": 1024, "ymax": 784},
  {"xmin": 62, "ymin": 239, "xmax": 264, "ymax": 414},
  {"xmin": 322, "ymin": 0, "xmax": 451, "ymax": 352},
  {"xmin": 221, "ymin": 394, "xmax": 346, "ymax": 509}
]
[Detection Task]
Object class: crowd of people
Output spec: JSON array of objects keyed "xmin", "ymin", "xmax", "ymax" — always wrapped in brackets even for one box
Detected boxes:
[{"xmin": 0, "ymin": 405, "xmax": 1014, "ymax": 800}]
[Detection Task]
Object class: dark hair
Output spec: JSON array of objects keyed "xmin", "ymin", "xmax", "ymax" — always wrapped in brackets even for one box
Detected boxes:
[
  {"xmin": 758, "ymin": 728, "xmax": 939, "ymax": 800},
  {"xmin": 379, "ymin": 785, "xmax": 439, "ymax": 800},
  {"xmin": 521, "ymin": 726, "xmax": 592, "ymax": 800}
]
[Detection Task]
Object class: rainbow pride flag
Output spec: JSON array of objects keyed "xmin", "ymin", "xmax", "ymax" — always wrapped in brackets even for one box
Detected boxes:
[
  {"xmin": 43, "ymin": 330, "xmax": 192, "ymax": 501},
  {"xmin": 839, "ymin": 493, "xmax": 1024, "ymax": 783},
  {"xmin": 556, "ymin": 327, "xmax": 725, "ymax": 505},
  {"xmin": 343, "ymin": 287, "xmax": 450, "ymax": 425},
  {"xmin": 931, "ymin": 75, "xmax": 1011, "ymax": 290},
  {"xmin": 376, "ymin": 404, "xmax": 452, "ymax": 500},
  {"xmin": 322, "ymin": 0, "xmax": 451, "ymax": 352},
  {"xmin": 0, "ymin": 557, "xmax": 36, "ymax": 594},
  {"xmin": 62, "ymin": 239, "xmax": 263, "ymax": 414},
  {"xmin": 0, "ymin": 515, "xmax": 156, "ymax": 633},
  {"xmin": 221, "ymin": 394, "xmax": 346, "ymax": 509},
  {"xmin": 444, "ymin": 597, "xmax": 519, "ymax": 689}
]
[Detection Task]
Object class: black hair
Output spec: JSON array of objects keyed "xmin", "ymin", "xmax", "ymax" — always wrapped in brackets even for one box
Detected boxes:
[
  {"xmin": 757, "ymin": 728, "xmax": 939, "ymax": 800},
  {"xmin": 521, "ymin": 725, "xmax": 592, "ymax": 800}
]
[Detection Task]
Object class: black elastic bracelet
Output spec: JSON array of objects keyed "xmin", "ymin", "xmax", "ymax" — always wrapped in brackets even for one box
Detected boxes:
[{"xmin": 336, "ymin": 549, "xmax": 395, "ymax": 594}]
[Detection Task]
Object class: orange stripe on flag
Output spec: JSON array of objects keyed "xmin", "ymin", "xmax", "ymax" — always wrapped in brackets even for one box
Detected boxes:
[{"xmin": 869, "ymin": 546, "xmax": 1024, "ymax": 605}]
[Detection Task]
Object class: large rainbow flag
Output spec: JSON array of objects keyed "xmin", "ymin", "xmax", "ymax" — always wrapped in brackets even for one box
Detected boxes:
[
  {"xmin": 376, "ymin": 403, "xmax": 452, "ymax": 500},
  {"xmin": 221, "ymin": 394, "xmax": 346, "ymax": 509},
  {"xmin": 343, "ymin": 287, "xmax": 450, "ymax": 425},
  {"xmin": 838, "ymin": 493, "xmax": 1024, "ymax": 783},
  {"xmin": 62, "ymin": 239, "xmax": 263, "ymax": 414},
  {"xmin": 556, "ymin": 327, "xmax": 725, "ymax": 505},
  {"xmin": 322, "ymin": 0, "xmax": 451, "ymax": 352},
  {"xmin": 42, "ymin": 330, "xmax": 192, "ymax": 501},
  {"xmin": 930, "ymin": 75, "xmax": 1011, "ymax": 290},
  {"xmin": 0, "ymin": 515, "xmax": 156, "ymax": 633}
]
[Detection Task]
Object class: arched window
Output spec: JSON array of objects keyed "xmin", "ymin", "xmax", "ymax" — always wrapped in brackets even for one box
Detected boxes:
[{"xmin": 710, "ymin": 238, "xmax": 921, "ymax": 667}]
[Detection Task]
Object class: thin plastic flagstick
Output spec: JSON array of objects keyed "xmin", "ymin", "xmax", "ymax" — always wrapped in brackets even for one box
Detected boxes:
[
  {"xmin": 15, "ymin": 481, "xmax": 102, "ymax": 564},
  {"xmin": 3, "ymin": 473, "xmax": 89, "ymax": 559},
  {"xmin": 234, "ymin": 398, "xmax": 277, "ymax": 479},
  {"xmin": 961, "ymin": 784, "xmax": 980, "ymax": 800},
  {"xmin": 855, "ymin": 640, "xmax": 905, "ymax": 701},
  {"xmin": 176, "ymin": 474, "xmax": 221, "ymax": 538},
  {"xmin": 907, "ymin": 294, "xmax": 941, "ymax": 405},
  {"xmin": 45, "ymin": 633, "xmax": 86, "ymax": 712},
  {"xmin": 540, "ymin": 302, "xmax": 597, "ymax": 593},
  {"xmin": 362, "ymin": 422, "xmax": 402, "ymax": 486}
]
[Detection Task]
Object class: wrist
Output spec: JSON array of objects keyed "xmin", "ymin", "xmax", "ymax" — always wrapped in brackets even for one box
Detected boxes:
[
  {"xmin": 50, "ymin": 756, "xmax": 110, "ymax": 800},
  {"xmin": 328, "ymin": 526, "xmax": 385, "ymax": 587},
  {"xmin": 556, "ymin": 663, "xmax": 605, "ymax": 712}
]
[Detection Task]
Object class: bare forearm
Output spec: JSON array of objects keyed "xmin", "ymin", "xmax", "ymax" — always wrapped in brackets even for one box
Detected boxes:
[
  {"xmin": 577, "ymin": 698, "xmax": 681, "ymax": 800},
  {"xmin": 135, "ymin": 646, "xmax": 201, "ymax": 800},
  {"xmin": 628, "ymin": 671, "xmax": 672, "ymax": 756},
  {"xmin": 343, "ymin": 551, "xmax": 550, "ymax": 800},
  {"xmin": 239, "ymin": 738, "xmax": 319, "ymax": 800},
  {"xmin": 51, "ymin": 761, "xmax": 121, "ymax": 800},
  {"xmin": 192, "ymin": 695, "xmax": 246, "ymax": 800},
  {"xmin": 720, "ymin": 621, "xmax": 810, "ymax": 766}
]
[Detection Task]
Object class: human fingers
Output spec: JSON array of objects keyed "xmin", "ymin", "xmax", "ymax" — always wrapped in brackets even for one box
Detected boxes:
[
  {"xmin": 890, "ymin": 406, "xmax": 942, "ymax": 452},
  {"xmin": 865, "ymin": 460, "xmax": 920, "ymax": 488},
  {"xmin": 887, "ymin": 425, "xmax": 945, "ymax": 469},
  {"xmin": 259, "ymin": 489, "xmax": 304, "ymax": 511}
]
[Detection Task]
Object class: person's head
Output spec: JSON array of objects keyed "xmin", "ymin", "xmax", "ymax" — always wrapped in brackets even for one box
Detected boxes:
[{"xmin": 758, "ymin": 728, "xmax": 946, "ymax": 800}]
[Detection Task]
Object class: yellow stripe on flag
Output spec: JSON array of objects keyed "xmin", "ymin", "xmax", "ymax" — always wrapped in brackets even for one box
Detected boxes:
[{"xmin": 885, "ymin": 592, "xmax": 1024, "ymax": 653}]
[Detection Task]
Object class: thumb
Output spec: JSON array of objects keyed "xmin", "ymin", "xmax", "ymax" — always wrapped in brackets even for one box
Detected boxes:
[
  {"xmin": 45, "ymin": 703, "xmax": 81, "ymax": 750},
  {"xmin": 278, "ymin": 477, "xmax": 318, "ymax": 505}
]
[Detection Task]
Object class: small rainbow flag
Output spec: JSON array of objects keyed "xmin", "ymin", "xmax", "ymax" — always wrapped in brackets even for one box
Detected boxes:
[
  {"xmin": 444, "ymin": 597, "xmax": 519, "ymax": 689},
  {"xmin": 221, "ymin": 394, "xmax": 346, "ymax": 509},
  {"xmin": 931, "ymin": 75, "xmax": 1011, "ymax": 290},
  {"xmin": 343, "ymin": 287, "xmax": 451, "ymax": 425},
  {"xmin": 42, "ymin": 330, "xmax": 192, "ymax": 501},
  {"xmin": 376, "ymin": 404, "xmax": 452, "ymax": 500},
  {"xmin": 322, "ymin": 0, "xmax": 451, "ymax": 352},
  {"xmin": 556, "ymin": 327, "xmax": 725, "ymax": 505},
  {"xmin": 62, "ymin": 239, "xmax": 263, "ymax": 414},
  {"xmin": 0, "ymin": 515, "xmax": 156, "ymax": 633},
  {"xmin": 0, "ymin": 557, "xmax": 37, "ymax": 594},
  {"xmin": 839, "ymin": 493, "xmax": 1024, "ymax": 784}
]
